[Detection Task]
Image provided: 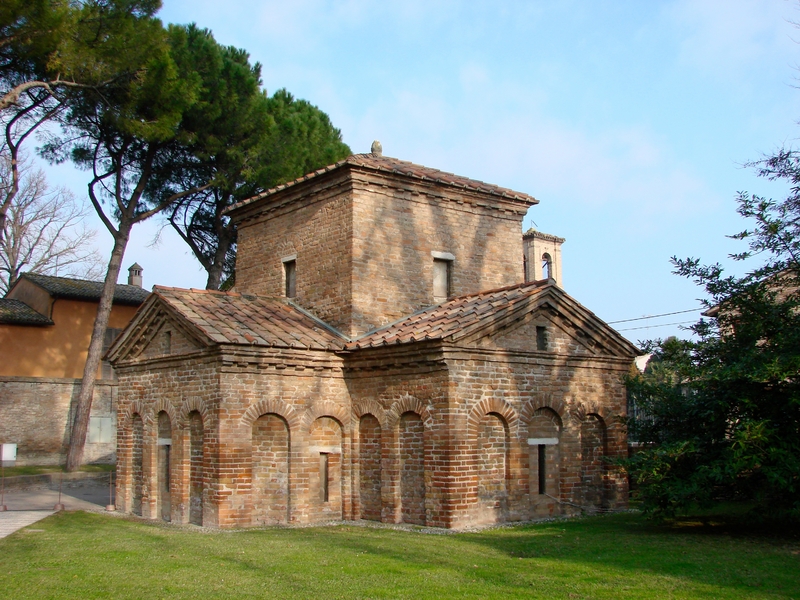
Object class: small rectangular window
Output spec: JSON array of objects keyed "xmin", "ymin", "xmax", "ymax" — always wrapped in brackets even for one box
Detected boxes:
[
  {"xmin": 284, "ymin": 259, "xmax": 296, "ymax": 298},
  {"xmin": 538, "ymin": 444, "xmax": 546, "ymax": 494},
  {"xmin": 433, "ymin": 258, "xmax": 451, "ymax": 301},
  {"xmin": 536, "ymin": 326, "xmax": 547, "ymax": 351},
  {"xmin": 320, "ymin": 452, "xmax": 329, "ymax": 502}
]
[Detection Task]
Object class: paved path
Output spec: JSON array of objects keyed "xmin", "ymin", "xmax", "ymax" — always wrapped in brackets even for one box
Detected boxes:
[
  {"xmin": 0, "ymin": 483, "xmax": 112, "ymax": 539},
  {"xmin": 0, "ymin": 510, "xmax": 54, "ymax": 538}
]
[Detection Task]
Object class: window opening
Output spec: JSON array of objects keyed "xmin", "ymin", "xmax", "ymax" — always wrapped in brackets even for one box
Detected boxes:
[
  {"xmin": 164, "ymin": 331, "xmax": 172, "ymax": 354},
  {"xmin": 536, "ymin": 326, "xmax": 547, "ymax": 351},
  {"xmin": 538, "ymin": 444, "xmax": 546, "ymax": 494},
  {"xmin": 320, "ymin": 452, "xmax": 329, "ymax": 502},
  {"xmin": 433, "ymin": 258, "xmax": 451, "ymax": 300},
  {"xmin": 523, "ymin": 254, "xmax": 529, "ymax": 282},
  {"xmin": 164, "ymin": 444, "xmax": 171, "ymax": 488},
  {"xmin": 284, "ymin": 259, "xmax": 296, "ymax": 298},
  {"xmin": 542, "ymin": 253, "xmax": 552, "ymax": 280}
]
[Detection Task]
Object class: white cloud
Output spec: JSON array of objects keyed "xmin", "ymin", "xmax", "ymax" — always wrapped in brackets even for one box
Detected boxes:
[{"xmin": 664, "ymin": 0, "xmax": 798, "ymax": 79}]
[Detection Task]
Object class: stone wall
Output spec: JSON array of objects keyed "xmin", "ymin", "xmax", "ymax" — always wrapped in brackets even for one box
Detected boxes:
[{"xmin": 0, "ymin": 376, "xmax": 118, "ymax": 465}]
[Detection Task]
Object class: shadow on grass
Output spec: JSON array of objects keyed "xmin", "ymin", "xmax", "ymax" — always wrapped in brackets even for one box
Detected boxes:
[
  {"xmin": 290, "ymin": 512, "xmax": 800, "ymax": 596},
  {"xmin": 7, "ymin": 511, "xmax": 800, "ymax": 599}
]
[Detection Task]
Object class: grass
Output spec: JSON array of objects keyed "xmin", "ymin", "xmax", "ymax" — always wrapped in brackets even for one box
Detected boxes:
[
  {"xmin": 1, "ymin": 464, "xmax": 114, "ymax": 477},
  {"xmin": 0, "ymin": 511, "xmax": 798, "ymax": 599}
]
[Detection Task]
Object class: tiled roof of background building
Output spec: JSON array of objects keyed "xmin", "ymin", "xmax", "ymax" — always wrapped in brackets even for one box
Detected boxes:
[
  {"xmin": 153, "ymin": 287, "xmax": 346, "ymax": 351},
  {"xmin": 347, "ymin": 281, "xmax": 550, "ymax": 349},
  {"xmin": 226, "ymin": 153, "xmax": 539, "ymax": 215},
  {"xmin": 20, "ymin": 273, "xmax": 149, "ymax": 305},
  {"xmin": 0, "ymin": 299, "xmax": 53, "ymax": 325}
]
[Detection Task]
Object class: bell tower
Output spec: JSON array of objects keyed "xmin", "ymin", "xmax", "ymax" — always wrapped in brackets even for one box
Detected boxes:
[{"xmin": 523, "ymin": 229, "xmax": 564, "ymax": 287}]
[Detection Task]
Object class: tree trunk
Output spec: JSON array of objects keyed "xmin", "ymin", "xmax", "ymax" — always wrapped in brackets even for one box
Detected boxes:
[
  {"xmin": 65, "ymin": 223, "xmax": 131, "ymax": 471},
  {"xmin": 205, "ymin": 222, "xmax": 234, "ymax": 290}
]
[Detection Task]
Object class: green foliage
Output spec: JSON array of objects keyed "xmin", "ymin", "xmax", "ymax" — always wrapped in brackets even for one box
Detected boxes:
[
  {"xmin": 1, "ymin": 1, "xmax": 164, "ymax": 101},
  {"xmin": 40, "ymin": 12, "xmax": 201, "ymax": 226},
  {"xmin": 0, "ymin": 0, "xmax": 69, "ymax": 87},
  {"xmin": 626, "ymin": 152, "xmax": 800, "ymax": 522},
  {"xmin": 161, "ymin": 26, "xmax": 350, "ymax": 288}
]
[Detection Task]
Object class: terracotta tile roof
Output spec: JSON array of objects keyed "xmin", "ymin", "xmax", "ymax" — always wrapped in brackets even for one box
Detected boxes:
[
  {"xmin": 0, "ymin": 299, "xmax": 53, "ymax": 325},
  {"xmin": 226, "ymin": 153, "xmax": 538, "ymax": 215},
  {"xmin": 346, "ymin": 281, "xmax": 551, "ymax": 350},
  {"xmin": 19, "ymin": 273, "xmax": 149, "ymax": 305},
  {"xmin": 153, "ymin": 286, "xmax": 346, "ymax": 351}
]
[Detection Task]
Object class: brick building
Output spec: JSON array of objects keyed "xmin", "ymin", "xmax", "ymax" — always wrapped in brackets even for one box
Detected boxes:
[
  {"xmin": 109, "ymin": 149, "xmax": 638, "ymax": 529},
  {"xmin": 0, "ymin": 271, "xmax": 148, "ymax": 465}
]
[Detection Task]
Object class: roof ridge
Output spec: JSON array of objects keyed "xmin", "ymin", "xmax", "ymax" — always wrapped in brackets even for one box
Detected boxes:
[
  {"xmin": 224, "ymin": 153, "xmax": 538, "ymax": 217},
  {"xmin": 453, "ymin": 279, "xmax": 549, "ymax": 301},
  {"xmin": 22, "ymin": 272, "xmax": 141, "ymax": 288},
  {"xmin": 17, "ymin": 272, "xmax": 148, "ymax": 306},
  {"xmin": 153, "ymin": 285, "xmax": 242, "ymax": 298}
]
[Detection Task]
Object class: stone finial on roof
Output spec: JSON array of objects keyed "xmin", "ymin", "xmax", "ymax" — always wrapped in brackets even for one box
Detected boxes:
[{"xmin": 371, "ymin": 140, "xmax": 382, "ymax": 156}]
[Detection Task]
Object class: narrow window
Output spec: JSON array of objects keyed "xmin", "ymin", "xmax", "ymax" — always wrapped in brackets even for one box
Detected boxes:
[
  {"xmin": 320, "ymin": 453, "xmax": 329, "ymax": 502},
  {"xmin": 542, "ymin": 253, "xmax": 552, "ymax": 280},
  {"xmin": 164, "ymin": 445, "xmax": 171, "ymax": 488},
  {"xmin": 284, "ymin": 259, "xmax": 296, "ymax": 298},
  {"xmin": 536, "ymin": 326, "xmax": 547, "ymax": 351},
  {"xmin": 523, "ymin": 254, "xmax": 529, "ymax": 282},
  {"xmin": 164, "ymin": 331, "xmax": 172, "ymax": 354},
  {"xmin": 538, "ymin": 444, "xmax": 546, "ymax": 494},
  {"xmin": 433, "ymin": 258, "xmax": 451, "ymax": 301}
]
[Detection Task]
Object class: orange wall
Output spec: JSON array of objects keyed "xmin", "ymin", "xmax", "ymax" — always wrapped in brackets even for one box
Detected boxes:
[{"xmin": 0, "ymin": 299, "xmax": 140, "ymax": 379}]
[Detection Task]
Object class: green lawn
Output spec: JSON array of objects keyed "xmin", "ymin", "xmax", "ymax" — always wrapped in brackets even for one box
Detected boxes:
[{"xmin": 0, "ymin": 511, "xmax": 798, "ymax": 599}]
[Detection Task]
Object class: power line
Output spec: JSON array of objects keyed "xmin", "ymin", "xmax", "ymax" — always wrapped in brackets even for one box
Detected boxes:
[
  {"xmin": 607, "ymin": 307, "xmax": 704, "ymax": 325},
  {"xmin": 616, "ymin": 319, "xmax": 697, "ymax": 332}
]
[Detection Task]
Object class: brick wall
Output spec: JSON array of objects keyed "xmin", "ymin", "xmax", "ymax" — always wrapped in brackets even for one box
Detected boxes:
[
  {"xmin": 357, "ymin": 414, "xmax": 381, "ymax": 521},
  {"xmin": 188, "ymin": 411, "xmax": 203, "ymax": 525},
  {"xmin": 114, "ymin": 353, "xmax": 221, "ymax": 525},
  {"xmin": 234, "ymin": 171, "xmax": 355, "ymax": 332},
  {"xmin": 232, "ymin": 166, "xmax": 529, "ymax": 338},
  {"xmin": 349, "ymin": 173, "xmax": 527, "ymax": 334},
  {"xmin": 114, "ymin": 336, "xmax": 630, "ymax": 530},
  {"xmin": 476, "ymin": 413, "xmax": 509, "ymax": 524},
  {"xmin": 251, "ymin": 414, "xmax": 290, "ymax": 525},
  {"xmin": 398, "ymin": 412, "xmax": 426, "ymax": 525},
  {"xmin": 443, "ymin": 347, "xmax": 630, "ymax": 528},
  {"xmin": 0, "ymin": 376, "xmax": 117, "ymax": 465}
]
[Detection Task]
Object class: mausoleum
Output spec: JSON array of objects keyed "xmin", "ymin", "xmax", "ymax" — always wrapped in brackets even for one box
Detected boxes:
[{"xmin": 108, "ymin": 148, "xmax": 637, "ymax": 528}]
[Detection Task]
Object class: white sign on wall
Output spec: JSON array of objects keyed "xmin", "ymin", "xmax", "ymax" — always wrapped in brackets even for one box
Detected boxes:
[{"xmin": 1, "ymin": 443, "xmax": 17, "ymax": 466}]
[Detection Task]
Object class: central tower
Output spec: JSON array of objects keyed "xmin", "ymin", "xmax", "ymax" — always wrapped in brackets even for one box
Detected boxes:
[{"xmin": 227, "ymin": 149, "xmax": 537, "ymax": 338}]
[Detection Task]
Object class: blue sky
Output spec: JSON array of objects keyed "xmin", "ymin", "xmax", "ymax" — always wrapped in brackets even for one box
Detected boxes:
[{"xmin": 46, "ymin": 0, "xmax": 800, "ymax": 344}]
